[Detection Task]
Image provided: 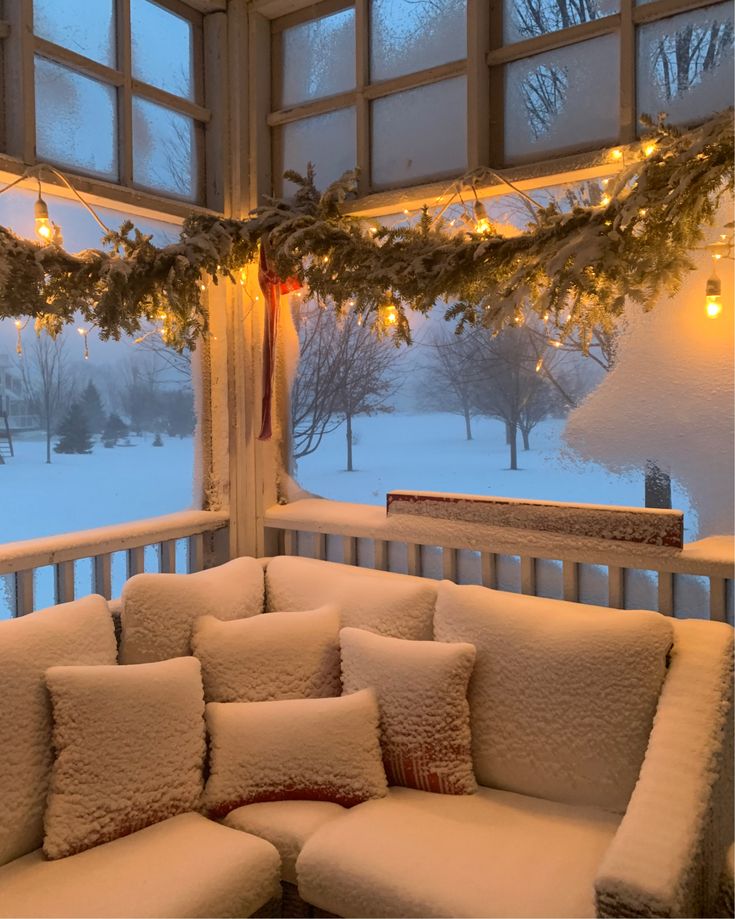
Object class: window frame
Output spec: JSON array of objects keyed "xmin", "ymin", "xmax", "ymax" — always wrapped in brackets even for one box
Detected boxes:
[{"xmin": 0, "ymin": 0, "xmax": 220, "ymax": 212}]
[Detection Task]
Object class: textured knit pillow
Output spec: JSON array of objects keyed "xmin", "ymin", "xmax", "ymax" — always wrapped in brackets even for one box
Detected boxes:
[
  {"xmin": 340, "ymin": 627, "xmax": 477, "ymax": 795},
  {"xmin": 192, "ymin": 605, "xmax": 341, "ymax": 702},
  {"xmin": 202, "ymin": 689, "xmax": 388, "ymax": 818},
  {"xmin": 43, "ymin": 657, "xmax": 206, "ymax": 859}
]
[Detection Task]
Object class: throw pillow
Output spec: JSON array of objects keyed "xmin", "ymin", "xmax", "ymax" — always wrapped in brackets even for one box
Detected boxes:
[
  {"xmin": 340, "ymin": 627, "xmax": 477, "ymax": 795},
  {"xmin": 202, "ymin": 689, "xmax": 388, "ymax": 818},
  {"xmin": 43, "ymin": 656, "xmax": 206, "ymax": 859},
  {"xmin": 192, "ymin": 605, "xmax": 341, "ymax": 702}
]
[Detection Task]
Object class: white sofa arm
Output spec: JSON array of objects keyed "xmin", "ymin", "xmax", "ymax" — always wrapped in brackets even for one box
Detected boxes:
[{"xmin": 595, "ymin": 619, "xmax": 734, "ymax": 918}]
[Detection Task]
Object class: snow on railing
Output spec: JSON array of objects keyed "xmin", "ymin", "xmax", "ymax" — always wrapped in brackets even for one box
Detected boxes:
[
  {"xmin": 0, "ymin": 510, "xmax": 230, "ymax": 616},
  {"xmin": 264, "ymin": 498, "xmax": 734, "ymax": 622}
]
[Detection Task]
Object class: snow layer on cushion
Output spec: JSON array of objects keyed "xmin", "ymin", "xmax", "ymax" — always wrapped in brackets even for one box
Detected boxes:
[
  {"xmin": 265, "ymin": 556, "xmax": 435, "ymax": 640},
  {"xmin": 0, "ymin": 595, "xmax": 116, "ymax": 867},
  {"xmin": 434, "ymin": 581, "xmax": 674, "ymax": 812},
  {"xmin": 340, "ymin": 627, "xmax": 477, "ymax": 795},
  {"xmin": 192, "ymin": 605, "xmax": 341, "ymax": 702},
  {"xmin": 203, "ymin": 689, "xmax": 388, "ymax": 817},
  {"xmin": 43, "ymin": 657, "xmax": 206, "ymax": 859},
  {"xmin": 119, "ymin": 557, "xmax": 265, "ymax": 664},
  {"xmin": 297, "ymin": 785, "xmax": 620, "ymax": 918},
  {"xmin": 223, "ymin": 800, "xmax": 347, "ymax": 884},
  {"xmin": 0, "ymin": 812, "xmax": 281, "ymax": 918}
]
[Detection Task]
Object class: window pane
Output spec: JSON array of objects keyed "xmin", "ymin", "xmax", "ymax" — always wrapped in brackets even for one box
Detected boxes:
[
  {"xmin": 281, "ymin": 107, "xmax": 357, "ymax": 194},
  {"xmin": 504, "ymin": 0, "xmax": 618, "ymax": 43},
  {"xmin": 637, "ymin": 4, "xmax": 734, "ymax": 126},
  {"xmin": 131, "ymin": 0, "xmax": 194, "ymax": 100},
  {"xmin": 35, "ymin": 57, "xmax": 118, "ymax": 180},
  {"xmin": 504, "ymin": 35, "xmax": 619, "ymax": 163},
  {"xmin": 133, "ymin": 97, "xmax": 198, "ymax": 199},
  {"xmin": 34, "ymin": 0, "xmax": 115, "ymax": 67},
  {"xmin": 370, "ymin": 0, "xmax": 467, "ymax": 81},
  {"xmin": 281, "ymin": 7, "xmax": 355, "ymax": 107},
  {"xmin": 372, "ymin": 77, "xmax": 467, "ymax": 186}
]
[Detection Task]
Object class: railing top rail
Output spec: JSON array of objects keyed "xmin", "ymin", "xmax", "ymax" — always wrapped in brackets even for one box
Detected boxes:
[
  {"xmin": 0, "ymin": 510, "xmax": 230, "ymax": 576},
  {"xmin": 265, "ymin": 499, "xmax": 735, "ymax": 579}
]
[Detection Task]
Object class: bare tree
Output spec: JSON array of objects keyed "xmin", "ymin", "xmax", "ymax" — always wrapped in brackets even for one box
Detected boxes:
[
  {"xmin": 417, "ymin": 327, "xmax": 479, "ymax": 441},
  {"xmin": 18, "ymin": 333, "xmax": 76, "ymax": 464}
]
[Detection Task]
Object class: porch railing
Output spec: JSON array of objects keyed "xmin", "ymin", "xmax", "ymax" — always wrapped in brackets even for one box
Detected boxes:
[
  {"xmin": 264, "ymin": 498, "xmax": 734, "ymax": 623},
  {"xmin": 0, "ymin": 510, "xmax": 230, "ymax": 617}
]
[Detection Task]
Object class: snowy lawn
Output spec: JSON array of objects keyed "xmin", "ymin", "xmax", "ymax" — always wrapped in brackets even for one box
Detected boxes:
[{"xmin": 297, "ymin": 413, "xmax": 697, "ymax": 536}]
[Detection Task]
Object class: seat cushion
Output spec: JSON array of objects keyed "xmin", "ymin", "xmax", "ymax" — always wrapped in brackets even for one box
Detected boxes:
[
  {"xmin": 223, "ymin": 801, "xmax": 347, "ymax": 884},
  {"xmin": 119, "ymin": 557, "xmax": 265, "ymax": 664},
  {"xmin": 265, "ymin": 556, "xmax": 435, "ymax": 640},
  {"xmin": 434, "ymin": 581, "xmax": 674, "ymax": 812},
  {"xmin": 0, "ymin": 595, "xmax": 117, "ymax": 867},
  {"xmin": 297, "ymin": 786, "xmax": 621, "ymax": 919},
  {"xmin": 0, "ymin": 813, "xmax": 281, "ymax": 919}
]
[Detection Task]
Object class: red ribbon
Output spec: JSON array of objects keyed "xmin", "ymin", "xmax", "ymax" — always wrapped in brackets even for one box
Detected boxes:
[{"xmin": 257, "ymin": 245, "xmax": 301, "ymax": 441}]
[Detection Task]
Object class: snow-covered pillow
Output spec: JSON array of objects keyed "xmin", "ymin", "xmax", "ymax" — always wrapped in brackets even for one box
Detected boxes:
[
  {"xmin": 43, "ymin": 657, "xmax": 206, "ymax": 859},
  {"xmin": 202, "ymin": 690, "xmax": 388, "ymax": 818},
  {"xmin": 119, "ymin": 557, "xmax": 265, "ymax": 664},
  {"xmin": 192, "ymin": 605, "xmax": 341, "ymax": 702},
  {"xmin": 340, "ymin": 627, "xmax": 477, "ymax": 795}
]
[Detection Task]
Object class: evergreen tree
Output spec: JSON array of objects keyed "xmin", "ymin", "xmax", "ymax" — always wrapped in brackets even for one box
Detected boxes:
[
  {"xmin": 102, "ymin": 412, "xmax": 128, "ymax": 448},
  {"xmin": 81, "ymin": 380, "xmax": 106, "ymax": 434},
  {"xmin": 160, "ymin": 388, "xmax": 196, "ymax": 438},
  {"xmin": 54, "ymin": 401, "xmax": 94, "ymax": 455}
]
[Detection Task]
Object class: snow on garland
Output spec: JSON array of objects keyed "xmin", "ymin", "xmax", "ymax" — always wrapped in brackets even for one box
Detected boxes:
[{"xmin": 0, "ymin": 110, "xmax": 731, "ymax": 350}]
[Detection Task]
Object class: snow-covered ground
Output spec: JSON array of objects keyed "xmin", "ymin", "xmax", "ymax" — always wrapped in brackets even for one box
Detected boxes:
[{"xmin": 297, "ymin": 413, "xmax": 697, "ymax": 535}]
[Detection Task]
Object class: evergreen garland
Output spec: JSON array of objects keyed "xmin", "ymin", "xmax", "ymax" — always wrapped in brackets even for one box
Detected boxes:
[{"xmin": 0, "ymin": 109, "xmax": 731, "ymax": 350}]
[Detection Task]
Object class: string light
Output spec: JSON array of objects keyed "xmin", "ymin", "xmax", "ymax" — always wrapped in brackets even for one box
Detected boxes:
[
  {"xmin": 643, "ymin": 142, "xmax": 656, "ymax": 157},
  {"xmin": 34, "ymin": 193, "xmax": 53, "ymax": 243},
  {"xmin": 535, "ymin": 357, "xmax": 544, "ymax": 373},
  {"xmin": 610, "ymin": 148, "xmax": 623, "ymax": 161},
  {"xmin": 600, "ymin": 194, "xmax": 611, "ymax": 206},
  {"xmin": 473, "ymin": 199, "xmax": 492, "ymax": 234},
  {"xmin": 77, "ymin": 327, "xmax": 90, "ymax": 360},
  {"xmin": 14, "ymin": 319, "xmax": 24, "ymax": 355}
]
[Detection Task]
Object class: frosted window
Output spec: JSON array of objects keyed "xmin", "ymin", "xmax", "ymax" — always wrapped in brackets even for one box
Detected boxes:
[
  {"xmin": 504, "ymin": 0, "xmax": 618, "ymax": 43},
  {"xmin": 281, "ymin": 8, "xmax": 355, "ymax": 107},
  {"xmin": 371, "ymin": 0, "xmax": 467, "ymax": 81},
  {"xmin": 281, "ymin": 108, "xmax": 357, "ymax": 193},
  {"xmin": 131, "ymin": 0, "xmax": 194, "ymax": 100},
  {"xmin": 35, "ymin": 57, "xmax": 118, "ymax": 179},
  {"xmin": 372, "ymin": 77, "xmax": 467, "ymax": 186},
  {"xmin": 504, "ymin": 35, "xmax": 619, "ymax": 162},
  {"xmin": 133, "ymin": 97, "xmax": 197, "ymax": 199},
  {"xmin": 34, "ymin": 0, "xmax": 115, "ymax": 67},
  {"xmin": 637, "ymin": 4, "xmax": 734, "ymax": 126}
]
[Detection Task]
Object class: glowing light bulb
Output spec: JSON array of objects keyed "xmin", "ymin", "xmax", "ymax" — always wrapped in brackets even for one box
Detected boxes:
[
  {"xmin": 387, "ymin": 310, "xmax": 397, "ymax": 324},
  {"xmin": 610, "ymin": 148, "xmax": 623, "ymax": 161},
  {"xmin": 34, "ymin": 196, "xmax": 52, "ymax": 242},
  {"xmin": 643, "ymin": 142, "xmax": 656, "ymax": 157},
  {"xmin": 550, "ymin": 339, "xmax": 562, "ymax": 348},
  {"xmin": 705, "ymin": 274, "xmax": 722, "ymax": 318},
  {"xmin": 473, "ymin": 200, "xmax": 492, "ymax": 234},
  {"xmin": 600, "ymin": 194, "xmax": 611, "ymax": 206},
  {"xmin": 535, "ymin": 357, "xmax": 543, "ymax": 373},
  {"xmin": 14, "ymin": 320, "xmax": 22, "ymax": 330}
]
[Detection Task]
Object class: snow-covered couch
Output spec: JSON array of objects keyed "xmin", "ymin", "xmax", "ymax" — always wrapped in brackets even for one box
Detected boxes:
[{"xmin": 0, "ymin": 554, "xmax": 731, "ymax": 919}]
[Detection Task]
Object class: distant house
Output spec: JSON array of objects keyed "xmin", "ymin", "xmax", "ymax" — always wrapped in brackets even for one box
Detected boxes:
[{"xmin": 0, "ymin": 353, "xmax": 39, "ymax": 431}]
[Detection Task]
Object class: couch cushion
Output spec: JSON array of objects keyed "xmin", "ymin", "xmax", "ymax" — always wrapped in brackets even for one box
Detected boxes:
[
  {"xmin": 192, "ymin": 605, "xmax": 341, "ymax": 702},
  {"xmin": 119, "ymin": 557, "xmax": 265, "ymax": 664},
  {"xmin": 0, "ymin": 812, "xmax": 280, "ymax": 918},
  {"xmin": 340, "ymin": 627, "xmax": 477, "ymax": 794},
  {"xmin": 297, "ymin": 786, "xmax": 620, "ymax": 918},
  {"xmin": 434, "ymin": 582, "xmax": 674, "ymax": 812},
  {"xmin": 0, "ymin": 595, "xmax": 117, "ymax": 867},
  {"xmin": 44, "ymin": 657, "xmax": 206, "ymax": 859},
  {"xmin": 223, "ymin": 801, "xmax": 347, "ymax": 884},
  {"xmin": 203, "ymin": 690, "xmax": 388, "ymax": 817},
  {"xmin": 265, "ymin": 557, "xmax": 435, "ymax": 640}
]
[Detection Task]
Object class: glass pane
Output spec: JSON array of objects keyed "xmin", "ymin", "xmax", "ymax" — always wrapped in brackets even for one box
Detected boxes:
[
  {"xmin": 131, "ymin": 0, "xmax": 194, "ymax": 100},
  {"xmin": 504, "ymin": 35, "xmax": 619, "ymax": 163},
  {"xmin": 370, "ymin": 0, "xmax": 467, "ymax": 81},
  {"xmin": 504, "ymin": 0, "xmax": 618, "ymax": 44},
  {"xmin": 372, "ymin": 77, "xmax": 467, "ymax": 186},
  {"xmin": 133, "ymin": 96, "xmax": 198, "ymax": 199},
  {"xmin": 34, "ymin": 0, "xmax": 115, "ymax": 67},
  {"xmin": 35, "ymin": 56, "xmax": 118, "ymax": 180},
  {"xmin": 281, "ymin": 107, "xmax": 357, "ymax": 193},
  {"xmin": 281, "ymin": 7, "xmax": 355, "ymax": 107},
  {"xmin": 637, "ymin": 4, "xmax": 734, "ymax": 126}
]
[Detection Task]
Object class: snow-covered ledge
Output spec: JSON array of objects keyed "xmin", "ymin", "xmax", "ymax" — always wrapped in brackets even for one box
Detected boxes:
[{"xmin": 264, "ymin": 498, "xmax": 734, "ymax": 620}]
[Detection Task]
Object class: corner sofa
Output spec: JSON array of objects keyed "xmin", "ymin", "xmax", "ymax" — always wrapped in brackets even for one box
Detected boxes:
[{"xmin": 0, "ymin": 554, "xmax": 731, "ymax": 918}]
